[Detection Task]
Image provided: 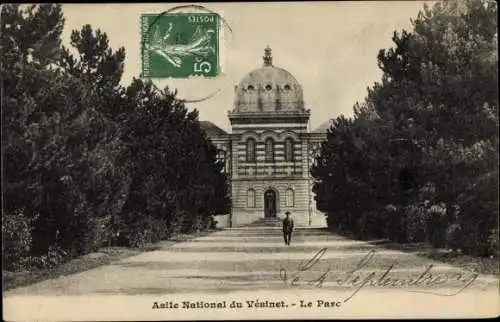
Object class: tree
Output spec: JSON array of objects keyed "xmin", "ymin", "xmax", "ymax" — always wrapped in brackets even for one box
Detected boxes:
[
  {"xmin": 2, "ymin": 4, "xmax": 72, "ymax": 254},
  {"xmin": 2, "ymin": 5, "xmax": 127, "ymax": 257},
  {"xmin": 312, "ymin": 0, "xmax": 498, "ymax": 255},
  {"xmin": 2, "ymin": 4, "xmax": 231, "ymax": 269},
  {"xmin": 56, "ymin": 24, "xmax": 130, "ymax": 253},
  {"xmin": 118, "ymin": 79, "xmax": 230, "ymax": 246}
]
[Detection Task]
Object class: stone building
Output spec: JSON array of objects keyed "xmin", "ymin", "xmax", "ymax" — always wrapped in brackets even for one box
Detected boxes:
[{"xmin": 202, "ymin": 47, "xmax": 328, "ymax": 227}]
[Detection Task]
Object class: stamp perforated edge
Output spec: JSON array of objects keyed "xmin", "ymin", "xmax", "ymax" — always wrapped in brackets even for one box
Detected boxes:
[{"xmin": 139, "ymin": 11, "xmax": 225, "ymax": 80}]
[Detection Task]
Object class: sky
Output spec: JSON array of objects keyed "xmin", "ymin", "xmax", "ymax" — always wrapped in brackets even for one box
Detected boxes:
[{"xmin": 61, "ymin": 2, "xmax": 430, "ymax": 132}]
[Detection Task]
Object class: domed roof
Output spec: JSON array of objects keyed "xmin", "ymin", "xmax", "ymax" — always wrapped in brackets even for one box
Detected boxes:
[
  {"xmin": 233, "ymin": 46, "xmax": 305, "ymax": 113},
  {"xmin": 238, "ymin": 66, "xmax": 301, "ymax": 90}
]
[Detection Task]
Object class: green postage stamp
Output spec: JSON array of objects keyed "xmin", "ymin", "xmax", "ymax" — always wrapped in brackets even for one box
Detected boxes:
[{"xmin": 141, "ymin": 13, "xmax": 221, "ymax": 78}]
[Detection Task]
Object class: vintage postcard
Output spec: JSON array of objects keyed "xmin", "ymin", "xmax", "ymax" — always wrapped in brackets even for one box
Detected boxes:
[{"xmin": 2, "ymin": 1, "xmax": 499, "ymax": 321}]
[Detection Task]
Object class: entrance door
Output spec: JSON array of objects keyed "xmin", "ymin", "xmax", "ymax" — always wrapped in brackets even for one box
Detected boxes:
[{"xmin": 264, "ymin": 189, "xmax": 277, "ymax": 218}]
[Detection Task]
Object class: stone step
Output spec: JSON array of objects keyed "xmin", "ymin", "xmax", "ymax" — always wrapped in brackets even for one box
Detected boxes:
[
  {"xmin": 245, "ymin": 217, "xmax": 282, "ymax": 227},
  {"xmin": 244, "ymin": 215, "xmax": 325, "ymax": 228}
]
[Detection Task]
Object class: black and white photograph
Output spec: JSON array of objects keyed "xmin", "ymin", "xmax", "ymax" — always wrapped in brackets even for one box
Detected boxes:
[{"xmin": 2, "ymin": 1, "xmax": 499, "ymax": 320}]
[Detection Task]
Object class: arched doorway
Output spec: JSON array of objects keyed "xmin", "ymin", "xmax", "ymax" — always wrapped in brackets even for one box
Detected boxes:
[{"xmin": 264, "ymin": 189, "xmax": 277, "ymax": 218}]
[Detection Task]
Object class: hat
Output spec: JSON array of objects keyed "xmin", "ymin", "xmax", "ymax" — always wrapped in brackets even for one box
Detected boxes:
[{"xmin": 285, "ymin": 211, "xmax": 291, "ymax": 215}]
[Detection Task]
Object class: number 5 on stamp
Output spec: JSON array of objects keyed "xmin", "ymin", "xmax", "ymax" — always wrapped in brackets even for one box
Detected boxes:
[{"xmin": 141, "ymin": 13, "xmax": 220, "ymax": 78}]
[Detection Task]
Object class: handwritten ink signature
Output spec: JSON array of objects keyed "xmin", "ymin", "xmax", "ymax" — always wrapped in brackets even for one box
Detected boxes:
[{"xmin": 279, "ymin": 248, "xmax": 480, "ymax": 303}]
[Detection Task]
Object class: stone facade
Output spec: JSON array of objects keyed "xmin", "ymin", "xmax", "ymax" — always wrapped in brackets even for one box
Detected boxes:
[{"xmin": 202, "ymin": 47, "xmax": 327, "ymax": 227}]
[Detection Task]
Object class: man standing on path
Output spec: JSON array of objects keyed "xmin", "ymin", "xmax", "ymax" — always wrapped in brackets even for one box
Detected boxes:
[{"xmin": 282, "ymin": 211, "xmax": 294, "ymax": 246}]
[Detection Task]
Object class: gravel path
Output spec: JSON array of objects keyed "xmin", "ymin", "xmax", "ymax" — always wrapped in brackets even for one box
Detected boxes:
[{"xmin": 4, "ymin": 223, "xmax": 499, "ymax": 320}]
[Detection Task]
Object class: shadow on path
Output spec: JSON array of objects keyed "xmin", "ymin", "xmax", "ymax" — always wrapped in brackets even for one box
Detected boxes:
[{"xmin": 326, "ymin": 229, "xmax": 499, "ymax": 276}]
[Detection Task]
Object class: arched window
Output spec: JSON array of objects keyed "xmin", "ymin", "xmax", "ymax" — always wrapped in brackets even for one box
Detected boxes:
[
  {"xmin": 265, "ymin": 138, "xmax": 274, "ymax": 162},
  {"xmin": 247, "ymin": 189, "xmax": 256, "ymax": 208},
  {"xmin": 216, "ymin": 149, "xmax": 226, "ymax": 173},
  {"xmin": 285, "ymin": 188, "xmax": 294, "ymax": 207},
  {"xmin": 284, "ymin": 138, "xmax": 294, "ymax": 162},
  {"xmin": 246, "ymin": 138, "xmax": 256, "ymax": 162},
  {"xmin": 311, "ymin": 145, "xmax": 321, "ymax": 167}
]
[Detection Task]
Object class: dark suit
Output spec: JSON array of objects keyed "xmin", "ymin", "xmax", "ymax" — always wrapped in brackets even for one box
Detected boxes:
[{"xmin": 282, "ymin": 216, "xmax": 294, "ymax": 245}]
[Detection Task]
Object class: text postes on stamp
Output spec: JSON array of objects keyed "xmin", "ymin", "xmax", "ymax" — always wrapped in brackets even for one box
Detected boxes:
[{"xmin": 141, "ymin": 13, "xmax": 220, "ymax": 78}]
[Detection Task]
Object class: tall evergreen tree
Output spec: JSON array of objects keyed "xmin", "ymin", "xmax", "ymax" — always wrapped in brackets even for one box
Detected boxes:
[
  {"xmin": 57, "ymin": 24, "xmax": 130, "ymax": 252},
  {"xmin": 119, "ymin": 79, "xmax": 230, "ymax": 245},
  {"xmin": 2, "ymin": 4, "xmax": 231, "ymax": 267},
  {"xmin": 2, "ymin": 4, "xmax": 74, "ymax": 253},
  {"xmin": 312, "ymin": 0, "xmax": 498, "ymax": 255}
]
